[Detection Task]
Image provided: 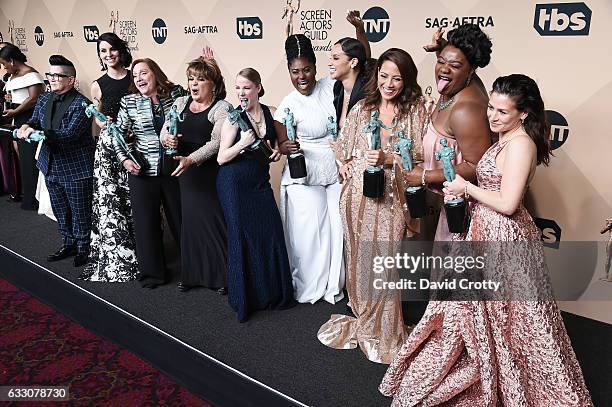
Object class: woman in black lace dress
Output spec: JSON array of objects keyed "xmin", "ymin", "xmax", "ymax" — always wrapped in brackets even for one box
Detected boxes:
[{"xmin": 80, "ymin": 33, "xmax": 138, "ymax": 281}]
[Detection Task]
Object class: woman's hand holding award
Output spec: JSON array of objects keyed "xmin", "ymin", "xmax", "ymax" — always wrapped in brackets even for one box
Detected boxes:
[
  {"xmin": 283, "ymin": 107, "xmax": 306, "ymax": 178},
  {"xmin": 395, "ymin": 131, "xmax": 426, "ymax": 218},
  {"xmin": 362, "ymin": 111, "xmax": 386, "ymax": 198},
  {"xmin": 436, "ymin": 138, "xmax": 467, "ymax": 233}
]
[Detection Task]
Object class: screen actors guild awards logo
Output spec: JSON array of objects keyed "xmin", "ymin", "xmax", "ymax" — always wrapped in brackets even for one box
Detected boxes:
[
  {"xmin": 109, "ymin": 10, "xmax": 119, "ymax": 33},
  {"xmin": 8, "ymin": 20, "xmax": 15, "ymax": 43},
  {"xmin": 281, "ymin": 0, "xmax": 300, "ymax": 37}
]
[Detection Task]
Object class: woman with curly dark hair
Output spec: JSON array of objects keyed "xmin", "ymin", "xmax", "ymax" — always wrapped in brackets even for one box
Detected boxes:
[
  {"xmin": 380, "ymin": 74, "xmax": 592, "ymax": 407},
  {"xmin": 403, "ymin": 23, "xmax": 493, "ymax": 241},
  {"xmin": 317, "ymin": 48, "xmax": 429, "ymax": 364}
]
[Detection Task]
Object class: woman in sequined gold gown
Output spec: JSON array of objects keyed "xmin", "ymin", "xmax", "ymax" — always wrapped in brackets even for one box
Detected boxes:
[
  {"xmin": 317, "ymin": 48, "xmax": 428, "ymax": 364},
  {"xmin": 380, "ymin": 74, "xmax": 593, "ymax": 406}
]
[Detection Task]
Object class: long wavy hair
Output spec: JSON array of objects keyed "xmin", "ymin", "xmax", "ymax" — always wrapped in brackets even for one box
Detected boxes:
[{"xmin": 362, "ymin": 48, "xmax": 422, "ymax": 118}]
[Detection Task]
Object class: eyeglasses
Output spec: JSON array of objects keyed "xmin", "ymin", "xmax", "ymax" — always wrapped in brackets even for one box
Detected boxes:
[{"xmin": 45, "ymin": 73, "xmax": 73, "ymax": 81}]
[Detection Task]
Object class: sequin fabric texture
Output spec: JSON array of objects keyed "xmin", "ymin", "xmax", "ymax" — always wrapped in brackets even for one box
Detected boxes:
[
  {"xmin": 318, "ymin": 99, "xmax": 428, "ymax": 364},
  {"xmin": 379, "ymin": 140, "xmax": 593, "ymax": 405}
]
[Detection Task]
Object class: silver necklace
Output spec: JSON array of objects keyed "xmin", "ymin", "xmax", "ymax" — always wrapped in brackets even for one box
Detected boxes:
[{"xmin": 438, "ymin": 95, "xmax": 455, "ymax": 110}]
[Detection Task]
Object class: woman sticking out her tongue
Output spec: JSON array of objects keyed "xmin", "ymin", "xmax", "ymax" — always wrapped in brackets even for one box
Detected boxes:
[{"xmin": 402, "ymin": 23, "xmax": 493, "ymax": 241}]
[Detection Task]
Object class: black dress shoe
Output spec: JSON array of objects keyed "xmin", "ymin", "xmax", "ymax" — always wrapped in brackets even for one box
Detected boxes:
[
  {"xmin": 47, "ymin": 246, "xmax": 77, "ymax": 262},
  {"xmin": 177, "ymin": 282, "xmax": 193, "ymax": 292},
  {"xmin": 73, "ymin": 253, "xmax": 89, "ymax": 267},
  {"xmin": 216, "ymin": 287, "xmax": 227, "ymax": 296}
]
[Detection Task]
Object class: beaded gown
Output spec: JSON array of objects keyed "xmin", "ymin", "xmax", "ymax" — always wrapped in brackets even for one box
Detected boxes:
[
  {"xmin": 81, "ymin": 73, "xmax": 138, "ymax": 282},
  {"xmin": 379, "ymin": 139, "xmax": 593, "ymax": 406},
  {"xmin": 317, "ymin": 100, "xmax": 428, "ymax": 364}
]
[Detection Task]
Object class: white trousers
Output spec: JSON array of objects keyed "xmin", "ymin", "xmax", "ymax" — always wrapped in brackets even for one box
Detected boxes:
[{"xmin": 283, "ymin": 182, "xmax": 345, "ymax": 304}]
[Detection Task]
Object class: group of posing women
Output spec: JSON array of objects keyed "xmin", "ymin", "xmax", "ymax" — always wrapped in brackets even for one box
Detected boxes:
[{"xmin": 1, "ymin": 11, "xmax": 592, "ymax": 405}]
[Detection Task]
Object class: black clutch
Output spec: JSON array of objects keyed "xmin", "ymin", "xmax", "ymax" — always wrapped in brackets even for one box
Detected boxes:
[{"xmin": 129, "ymin": 150, "xmax": 150, "ymax": 173}]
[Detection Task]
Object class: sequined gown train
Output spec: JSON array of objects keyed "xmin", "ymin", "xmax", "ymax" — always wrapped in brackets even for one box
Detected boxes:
[
  {"xmin": 317, "ymin": 100, "xmax": 427, "ymax": 364},
  {"xmin": 379, "ymin": 139, "xmax": 593, "ymax": 405}
]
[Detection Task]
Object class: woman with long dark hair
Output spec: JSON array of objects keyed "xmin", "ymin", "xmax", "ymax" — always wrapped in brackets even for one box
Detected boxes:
[
  {"xmin": 380, "ymin": 74, "xmax": 593, "ymax": 406},
  {"xmin": 80, "ymin": 32, "xmax": 138, "ymax": 281},
  {"xmin": 318, "ymin": 48, "xmax": 428, "ymax": 364}
]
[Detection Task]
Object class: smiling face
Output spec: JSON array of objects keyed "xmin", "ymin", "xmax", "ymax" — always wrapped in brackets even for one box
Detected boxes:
[
  {"xmin": 328, "ymin": 43, "xmax": 353, "ymax": 81},
  {"xmin": 187, "ymin": 70, "xmax": 215, "ymax": 103},
  {"xmin": 377, "ymin": 60, "xmax": 404, "ymax": 103},
  {"xmin": 435, "ymin": 45, "xmax": 473, "ymax": 96},
  {"xmin": 289, "ymin": 57, "xmax": 316, "ymax": 96},
  {"xmin": 487, "ymin": 92, "xmax": 526, "ymax": 134},
  {"xmin": 98, "ymin": 41, "xmax": 121, "ymax": 69},
  {"xmin": 132, "ymin": 62, "xmax": 157, "ymax": 97},
  {"xmin": 235, "ymin": 75, "xmax": 260, "ymax": 110}
]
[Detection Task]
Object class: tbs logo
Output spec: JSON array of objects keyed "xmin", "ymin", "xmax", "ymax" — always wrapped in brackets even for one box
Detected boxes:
[
  {"xmin": 363, "ymin": 7, "xmax": 390, "ymax": 43},
  {"xmin": 546, "ymin": 110, "xmax": 569, "ymax": 150},
  {"xmin": 534, "ymin": 3, "xmax": 591, "ymax": 36},
  {"xmin": 152, "ymin": 18, "xmax": 167, "ymax": 44},
  {"xmin": 237, "ymin": 17, "xmax": 262, "ymax": 39},
  {"xmin": 83, "ymin": 25, "xmax": 99, "ymax": 42},
  {"xmin": 534, "ymin": 218, "xmax": 562, "ymax": 249},
  {"xmin": 34, "ymin": 26, "xmax": 44, "ymax": 46}
]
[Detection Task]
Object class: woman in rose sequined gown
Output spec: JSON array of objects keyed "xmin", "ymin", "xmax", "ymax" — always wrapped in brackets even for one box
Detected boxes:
[
  {"xmin": 380, "ymin": 74, "xmax": 593, "ymax": 405},
  {"xmin": 317, "ymin": 49, "xmax": 428, "ymax": 364}
]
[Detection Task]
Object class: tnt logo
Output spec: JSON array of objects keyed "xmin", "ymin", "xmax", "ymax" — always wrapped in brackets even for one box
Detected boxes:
[
  {"xmin": 152, "ymin": 18, "xmax": 167, "ymax": 44},
  {"xmin": 83, "ymin": 25, "xmax": 99, "ymax": 42},
  {"xmin": 34, "ymin": 26, "xmax": 44, "ymax": 46},
  {"xmin": 534, "ymin": 218, "xmax": 562, "ymax": 249},
  {"xmin": 237, "ymin": 17, "xmax": 262, "ymax": 39},
  {"xmin": 546, "ymin": 110, "xmax": 569, "ymax": 150},
  {"xmin": 363, "ymin": 7, "xmax": 390, "ymax": 43},
  {"xmin": 534, "ymin": 3, "xmax": 591, "ymax": 36}
]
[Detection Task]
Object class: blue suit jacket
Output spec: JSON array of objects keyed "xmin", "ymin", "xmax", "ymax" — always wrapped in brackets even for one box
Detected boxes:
[{"xmin": 27, "ymin": 90, "xmax": 94, "ymax": 181}]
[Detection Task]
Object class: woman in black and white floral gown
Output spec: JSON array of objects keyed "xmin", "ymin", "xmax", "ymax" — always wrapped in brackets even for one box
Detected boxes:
[{"xmin": 79, "ymin": 33, "xmax": 138, "ymax": 281}]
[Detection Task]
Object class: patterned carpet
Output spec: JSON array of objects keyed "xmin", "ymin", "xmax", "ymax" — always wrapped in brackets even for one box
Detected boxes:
[{"xmin": 0, "ymin": 279, "xmax": 212, "ymax": 406}]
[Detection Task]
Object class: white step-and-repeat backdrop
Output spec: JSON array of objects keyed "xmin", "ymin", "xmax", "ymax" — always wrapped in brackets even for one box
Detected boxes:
[{"xmin": 1, "ymin": 0, "xmax": 610, "ymax": 322}]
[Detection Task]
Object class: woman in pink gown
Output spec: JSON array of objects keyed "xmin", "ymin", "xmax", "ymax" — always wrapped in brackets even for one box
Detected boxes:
[
  {"xmin": 379, "ymin": 74, "xmax": 593, "ymax": 406},
  {"xmin": 403, "ymin": 24, "xmax": 492, "ymax": 241}
]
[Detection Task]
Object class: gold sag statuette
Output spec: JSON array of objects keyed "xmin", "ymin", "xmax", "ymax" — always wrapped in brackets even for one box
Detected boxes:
[
  {"xmin": 8, "ymin": 20, "xmax": 15, "ymax": 43},
  {"xmin": 281, "ymin": 0, "xmax": 300, "ymax": 37},
  {"xmin": 109, "ymin": 10, "xmax": 119, "ymax": 33}
]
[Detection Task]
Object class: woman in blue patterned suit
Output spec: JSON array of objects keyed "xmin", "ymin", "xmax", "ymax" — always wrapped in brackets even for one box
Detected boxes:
[{"xmin": 114, "ymin": 58, "xmax": 186, "ymax": 289}]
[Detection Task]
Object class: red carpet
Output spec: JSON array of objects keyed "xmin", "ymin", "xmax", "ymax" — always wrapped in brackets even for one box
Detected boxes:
[{"xmin": 0, "ymin": 279, "xmax": 213, "ymax": 406}]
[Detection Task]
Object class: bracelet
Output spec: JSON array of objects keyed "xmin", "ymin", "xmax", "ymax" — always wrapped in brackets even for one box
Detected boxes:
[
  {"xmin": 421, "ymin": 169, "xmax": 427, "ymax": 187},
  {"xmin": 464, "ymin": 181, "xmax": 470, "ymax": 199}
]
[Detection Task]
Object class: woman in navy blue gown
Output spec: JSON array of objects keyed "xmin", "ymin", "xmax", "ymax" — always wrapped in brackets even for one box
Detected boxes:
[{"xmin": 217, "ymin": 68, "xmax": 295, "ymax": 322}]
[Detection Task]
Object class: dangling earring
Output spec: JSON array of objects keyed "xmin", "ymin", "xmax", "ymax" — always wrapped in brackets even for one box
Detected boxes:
[{"xmin": 465, "ymin": 71, "xmax": 474, "ymax": 87}]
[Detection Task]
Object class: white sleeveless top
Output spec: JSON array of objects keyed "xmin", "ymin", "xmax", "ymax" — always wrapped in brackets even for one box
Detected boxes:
[{"xmin": 5, "ymin": 72, "xmax": 45, "ymax": 104}]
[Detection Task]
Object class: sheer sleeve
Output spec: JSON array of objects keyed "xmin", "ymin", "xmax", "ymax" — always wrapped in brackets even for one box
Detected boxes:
[{"xmin": 333, "ymin": 100, "xmax": 365, "ymax": 164}]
